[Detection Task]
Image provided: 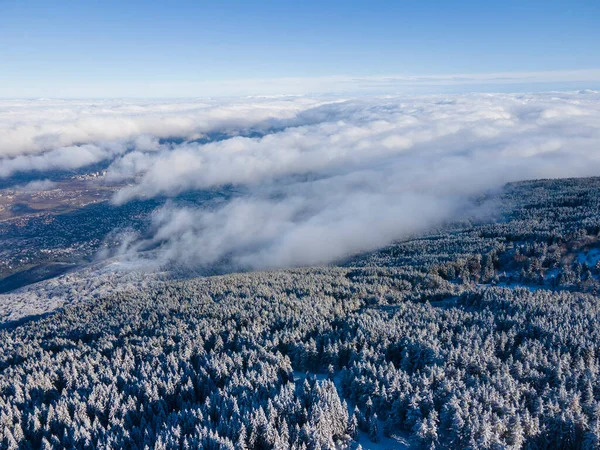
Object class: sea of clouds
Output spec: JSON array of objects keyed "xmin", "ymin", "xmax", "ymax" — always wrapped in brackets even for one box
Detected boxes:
[{"xmin": 2, "ymin": 91, "xmax": 600, "ymax": 271}]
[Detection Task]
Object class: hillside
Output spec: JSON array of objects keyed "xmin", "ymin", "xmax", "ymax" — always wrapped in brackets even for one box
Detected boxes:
[{"xmin": 2, "ymin": 176, "xmax": 600, "ymax": 449}]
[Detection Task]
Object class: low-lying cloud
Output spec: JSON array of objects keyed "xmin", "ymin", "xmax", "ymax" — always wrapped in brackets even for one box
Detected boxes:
[
  {"xmin": 0, "ymin": 97, "xmax": 324, "ymax": 159},
  {"xmin": 136, "ymin": 183, "xmax": 464, "ymax": 270},
  {"xmin": 108, "ymin": 92, "xmax": 600, "ymax": 203},
  {"xmin": 3, "ymin": 91, "xmax": 600, "ymax": 271},
  {"xmin": 16, "ymin": 179, "xmax": 57, "ymax": 192}
]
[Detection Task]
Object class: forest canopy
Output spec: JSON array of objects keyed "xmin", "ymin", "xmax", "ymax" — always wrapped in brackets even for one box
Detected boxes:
[{"xmin": 2, "ymin": 177, "xmax": 600, "ymax": 449}]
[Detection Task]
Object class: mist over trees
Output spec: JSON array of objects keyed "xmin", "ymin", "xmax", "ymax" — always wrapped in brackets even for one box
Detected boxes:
[{"xmin": 2, "ymin": 176, "xmax": 600, "ymax": 449}]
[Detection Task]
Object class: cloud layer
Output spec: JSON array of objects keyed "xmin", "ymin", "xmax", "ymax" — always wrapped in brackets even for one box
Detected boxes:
[
  {"xmin": 0, "ymin": 97, "xmax": 323, "ymax": 159},
  {"xmin": 109, "ymin": 92, "xmax": 600, "ymax": 204},
  {"xmin": 3, "ymin": 92, "xmax": 600, "ymax": 271}
]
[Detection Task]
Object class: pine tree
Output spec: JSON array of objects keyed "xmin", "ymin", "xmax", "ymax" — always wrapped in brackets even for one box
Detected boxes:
[
  {"xmin": 236, "ymin": 423, "xmax": 248, "ymax": 450},
  {"xmin": 347, "ymin": 412, "xmax": 359, "ymax": 440},
  {"xmin": 506, "ymin": 414, "xmax": 525, "ymax": 449},
  {"xmin": 383, "ymin": 414, "xmax": 395, "ymax": 438},
  {"xmin": 368, "ymin": 413, "xmax": 379, "ymax": 443},
  {"xmin": 583, "ymin": 419, "xmax": 600, "ymax": 450}
]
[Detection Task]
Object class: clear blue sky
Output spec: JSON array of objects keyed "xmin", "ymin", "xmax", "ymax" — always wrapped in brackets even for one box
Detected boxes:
[{"xmin": 1, "ymin": 0, "xmax": 599, "ymax": 97}]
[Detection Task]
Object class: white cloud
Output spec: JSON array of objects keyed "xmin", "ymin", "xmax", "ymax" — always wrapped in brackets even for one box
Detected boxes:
[
  {"xmin": 137, "ymin": 181, "xmax": 464, "ymax": 270},
  {"xmin": 0, "ymin": 142, "xmax": 127, "ymax": 178},
  {"xmin": 109, "ymin": 92, "xmax": 600, "ymax": 203},
  {"xmin": 16, "ymin": 179, "xmax": 57, "ymax": 192},
  {"xmin": 3, "ymin": 91, "xmax": 600, "ymax": 271},
  {"xmin": 104, "ymin": 91, "xmax": 600, "ymax": 270},
  {"xmin": 0, "ymin": 97, "xmax": 325, "ymax": 159}
]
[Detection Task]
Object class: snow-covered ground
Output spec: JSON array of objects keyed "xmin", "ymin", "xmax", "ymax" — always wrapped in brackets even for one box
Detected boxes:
[
  {"xmin": 352, "ymin": 425, "xmax": 410, "ymax": 450},
  {"xmin": 0, "ymin": 259, "xmax": 163, "ymax": 325},
  {"xmin": 576, "ymin": 248, "xmax": 600, "ymax": 267}
]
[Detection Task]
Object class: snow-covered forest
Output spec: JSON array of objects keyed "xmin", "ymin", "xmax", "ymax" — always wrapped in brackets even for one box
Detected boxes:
[
  {"xmin": 2, "ymin": 176, "xmax": 600, "ymax": 449},
  {"xmin": 2, "ymin": 0, "xmax": 600, "ymax": 446}
]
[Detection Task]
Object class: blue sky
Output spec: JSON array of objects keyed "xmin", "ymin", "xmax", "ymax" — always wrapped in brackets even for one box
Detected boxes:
[{"xmin": 1, "ymin": 0, "xmax": 599, "ymax": 97}]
